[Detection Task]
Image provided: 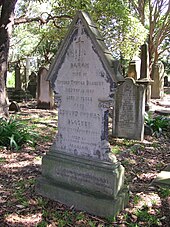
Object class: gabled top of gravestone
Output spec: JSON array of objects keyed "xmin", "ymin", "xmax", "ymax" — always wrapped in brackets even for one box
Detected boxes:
[{"xmin": 47, "ymin": 11, "xmax": 124, "ymax": 85}]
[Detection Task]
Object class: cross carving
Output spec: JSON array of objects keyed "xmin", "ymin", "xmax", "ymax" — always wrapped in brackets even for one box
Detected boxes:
[{"xmin": 75, "ymin": 37, "xmax": 84, "ymax": 57}]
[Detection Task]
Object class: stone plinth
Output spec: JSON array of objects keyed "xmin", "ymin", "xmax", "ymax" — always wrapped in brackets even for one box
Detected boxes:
[{"xmin": 37, "ymin": 150, "xmax": 128, "ymax": 217}]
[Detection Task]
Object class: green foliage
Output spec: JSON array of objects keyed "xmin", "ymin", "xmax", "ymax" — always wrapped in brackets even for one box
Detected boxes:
[
  {"xmin": 112, "ymin": 145, "xmax": 121, "ymax": 154},
  {"xmin": 135, "ymin": 206, "xmax": 161, "ymax": 226},
  {"xmin": 145, "ymin": 112, "xmax": 169, "ymax": 136},
  {"xmin": 11, "ymin": 0, "xmax": 147, "ymax": 68},
  {"xmin": 0, "ymin": 157, "xmax": 6, "ymax": 163},
  {"xmin": 133, "ymin": 194, "xmax": 142, "ymax": 205},
  {"xmin": 6, "ymin": 72, "xmax": 15, "ymax": 88},
  {"xmin": 158, "ymin": 187, "xmax": 170, "ymax": 198},
  {"xmin": 37, "ymin": 220, "xmax": 48, "ymax": 227},
  {"xmin": 0, "ymin": 117, "xmax": 38, "ymax": 150}
]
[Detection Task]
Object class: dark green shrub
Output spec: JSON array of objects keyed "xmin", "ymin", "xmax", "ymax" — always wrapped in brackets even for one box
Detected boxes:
[
  {"xmin": 145, "ymin": 112, "xmax": 169, "ymax": 136},
  {"xmin": 0, "ymin": 117, "xmax": 38, "ymax": 150}
]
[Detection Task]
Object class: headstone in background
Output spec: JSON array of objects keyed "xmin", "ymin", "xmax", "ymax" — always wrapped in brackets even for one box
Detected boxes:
[
  {"xmin": 27, "ymin": 72, "xmax": 37, "ymax": 98},
  {"xmin": 37, "ymin": 67, "xmax": 54, "ymax": 109},
  {"xmin": 9, "ymin": 101, "xmax": 20, "ymax": 112},
  {"xmin": 151, "ymin": 62, "xmax": 164, "ymax": 99},
  {"xmin": 11, "ymin": 63, "xmax": 32, "ymax": 102},
  {"xmin": 15, "ymin": 63, "xmax": 22, "ymax": 91},
  {"xmin": 36, "ymin": 11, "xmax": 128, "ymax": 217},
  {"xmin": 164, "ymin": 75, "xmax": 169, "ymax": 87},
  {"xmin": 140, "ymin": 44, "xmax": 149, "ymax": 80},
  {"xmin": 137, "ymin": 43, "xmax": 153, "ymax": 111},
  {"xmin": 127, "ymin": 56, "xmax": 141, "ymax": 80},
  {"xmin": 112, "ymin": 78, "xmax": 145, "ymax": 141}
]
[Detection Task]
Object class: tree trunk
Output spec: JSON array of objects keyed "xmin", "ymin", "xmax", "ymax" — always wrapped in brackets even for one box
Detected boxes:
[{"xmin": 0, "ymin": 0, "xmax": 17, "ymax": 117}]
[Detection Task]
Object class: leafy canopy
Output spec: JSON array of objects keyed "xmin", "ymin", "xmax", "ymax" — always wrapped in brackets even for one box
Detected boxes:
[{"xmin": 11, "ymin": 0, "xmax": 147, "ymax": 67}]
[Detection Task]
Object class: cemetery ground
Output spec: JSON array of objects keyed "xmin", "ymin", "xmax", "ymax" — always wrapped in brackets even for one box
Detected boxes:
[{"xmin": 0, "ymin": 96, "xmax": 170, "ymax": 227}]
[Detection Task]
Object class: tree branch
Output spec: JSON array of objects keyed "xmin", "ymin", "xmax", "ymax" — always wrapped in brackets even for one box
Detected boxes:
[
  {"xmin": 158, "ymin": 45, "xmax": 170, "ymax": 57},
  {"xmin": 14, "ymin": 14, "xmax": 72, "ymax": 25}
]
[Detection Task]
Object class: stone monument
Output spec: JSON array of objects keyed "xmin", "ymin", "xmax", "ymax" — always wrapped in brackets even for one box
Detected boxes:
[
  {"xmin": 137, "ymin": 43, "xmax": 153, "ymax": 111},
  {"xmin": 151, "ymin": 62, "xmax": 164, "ymax": 99},
  {"xmin": 27, "ymin": 72, "xmax": 37, "ymax": 98},
  {"xmin": 112, "ymin": 77, "xmax": 145, "ymax": 141},
  {"xmin": 127, "ymin": 56, "xmax": 141, "ymax": 80},
  {"xmin": 36, "ymin": 11, "xmax": 128, "ymax": 217},
  {"xmin": 11, "ymin": 63, "xmax": 32, "ymax": 102},
  {"xmin": 37, "ymin": 67, "xmax": 54, "ymax": 109}
]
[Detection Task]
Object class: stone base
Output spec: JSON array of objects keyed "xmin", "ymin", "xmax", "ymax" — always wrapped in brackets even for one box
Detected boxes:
[
  {"xmin": 37, "ymin": 101, "xmax": 53, "ymax": 109},
  {"xmin": 36, "ymin": 150, "xmax": 129, "ymax": 217},
  {"xmin": 10, "ymin": 89, "xmax": 32, "ymax": 102},
  {"xmin": 36, "ymin": 177, "xmax": 128, "ymax": 217}
]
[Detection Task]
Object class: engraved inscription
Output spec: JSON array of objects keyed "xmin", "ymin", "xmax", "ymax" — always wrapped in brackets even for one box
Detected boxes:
[
  {"xmin": 54, "ymin": 19, "xmax": 113, "ymax": 159},
  {"xmin": 55, "ymin": 167, "xmax": 113, "ymax": 191},
  {"xmin": 119, "ymin": 84, "xmax": 136, "ymax": 124}
]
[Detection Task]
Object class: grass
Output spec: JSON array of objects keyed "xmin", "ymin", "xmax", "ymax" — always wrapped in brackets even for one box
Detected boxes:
[
  {"xmin": 158, "ymin": 187, "xmax": 170, "ymax": 198},
  {"xmin": 133, "ymin": 194, "xmax": 142, "ymax": 205},
  {"xmin": 112, "ymin": 145, "xmax": 121, "ymax": 154},
  {"xmin": 0, "ymin": 157, "xmax": 6, "ymax": 163},
  {"xmin": 135, "ymin": 206, "xmax": 161, "ymax": 226},
  {"xmin": 1, "ymin": 106, "xmax": 169, "ymax": 226}
]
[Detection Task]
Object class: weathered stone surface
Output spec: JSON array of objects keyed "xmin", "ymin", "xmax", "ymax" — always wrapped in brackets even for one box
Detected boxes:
[
  {"xmin": 151, "ymin": 62, "xmax": 165, "ymax": 99},
  {"xmin": 37, "ymin": 151, "xmax": 129, "ymax": 217},
  {"xmin": 113, "ymin": 77, "xmax": 145, "ymax": 141},
  {"xmin": 152, "ymin": 164, "xmax": 170, "ymax": 188},
  {"xmin": 164, "ymin": 75, "xmax": 169, "ymax": 87},
  {"xmin": 140, "ymin": 44, "xmax": 149, "ymax": 79},
  {"xmin": 14, "ymin": 64, "xmax": 22, "ymax": 91},
  {"xmin": 138, "ymin": 43, "xmax": 153, "ymax": 111},
  {"xmin": 37, "ymin": 67, "xmax": 54, "ymax": 109},
  {"xmin": 27, "ymin": 72, "xmax": 37, "ymax": 98},
  {"xmin": 127, "ymin": 57, "xmax": 141, "ymax": 80},
  {"xmin": 36, "ymin": 11, "xmax": 128, "ymax": 217},
  {"xmin": 9, "ymin": 101, "xmax": 20, "ymax": 112}
]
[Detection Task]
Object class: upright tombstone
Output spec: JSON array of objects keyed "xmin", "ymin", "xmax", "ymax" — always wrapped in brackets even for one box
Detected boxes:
[
  {"xmin": 151, "ymin": 62, "xmax": 164, "ymax": 99},
  {"xmin": 11, "ymin": 63, "xmax": 31, "ymax": 102},
  {"xmin": 112, "ymin": 78, "xmax": 145, "ymax": 141},
  {"xmin": 137, "ymin": 43, "xmax": 153, "ymax": 111},
  {"xmin": 37, "ymin": 67, "xmax": 54, "ymax": 109},
  {"xmin": 15, "ymin": 63, "xmax": 22, "ymax": 91},
  {"xmin": 127, "ymin": 56, "xmax": 141, "ymax": 80},
  {"xmin": 36, "ymin": 11, "xmax": 128, "ymax": 217},
  {"xmin": 164, "ymin": 74, "xmax": 169, "ymax": 87},
  {"xmin": 27, "ymin": 72, "xmax": 37, "ymax": 98}
]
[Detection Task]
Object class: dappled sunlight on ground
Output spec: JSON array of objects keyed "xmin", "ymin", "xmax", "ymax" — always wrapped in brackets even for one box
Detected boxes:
[
  {"xmin": 5, "ymin": 213, "xmax": 42, "ymax": 226},
  {"xmin": 0, "ymin": 101, "xmax": 169, "ymax": 226}
]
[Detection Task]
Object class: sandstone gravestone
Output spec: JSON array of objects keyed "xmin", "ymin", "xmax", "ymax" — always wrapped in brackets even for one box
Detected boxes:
[
  {"xmin": 151, "ymin": 62, "xmax": 164, "ymax": 99},
  {"xmin": 15, "ymin": 63, "xmax": 22, "ymax": 91},
  {"xmin": 127, "ymin": 56, "xmax": 141, "ymax": 80},
  {"xmin": 36, "ymin": 11, "xmax": 128, "ymax": 217},
  {"xmin": 137, "ymin": 43, "xmax": 153, "ymax": 111},
  {"xmin": 27, "ymin": 72, "xmax": 37, "ymax": 98},
  {"xmin": 37, "ymin": 67, "xmax": 54, "ymax": 109},
  {"xmin": 112, "ymin": 77, "xmax": 145, "ymax": 141},
  {"xmin": 164, "ymin": 75, "xmax": 169, "ymax": 87},
  {"xmin": 9, "ymin": 101, "xmax": 20, "ymax": 112}
]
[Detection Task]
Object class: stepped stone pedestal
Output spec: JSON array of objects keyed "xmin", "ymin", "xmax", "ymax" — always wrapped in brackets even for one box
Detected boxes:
[{"xmin": 36, "ymin": 11, "xmax": 128, "ymax": 217}]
